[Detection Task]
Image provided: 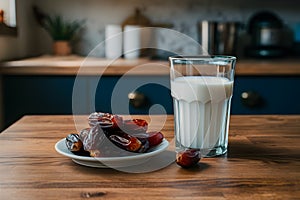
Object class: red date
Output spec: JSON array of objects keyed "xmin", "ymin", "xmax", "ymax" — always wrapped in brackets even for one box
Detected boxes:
[
  {"xmin": 122, "ymin": 119, "xmax": 148, "ymax": 133},
  {"xmin": 131, "ymin": 131, "xmax": 164, "ymax": 148},
  {"xmin": 176, "ymin": 149, "xmax": 201, "ymax": 168},
  {"xmin": 147, "ymin": 132, "xmax": 164, "ymax": 147},
  {"xmin": 65, "ymin": 133, "xmax": 90, "ymax": 156},
  {"xmin": 88, "ymin": 112, "xmax": 123, "ymax": 129},
  {"xmin": 66, "ymin": 133, "xmax": 83, "ymax": 152},
  {"xmin": 108, "ymin": 131, "xmax": 142, "ymax": 152}
]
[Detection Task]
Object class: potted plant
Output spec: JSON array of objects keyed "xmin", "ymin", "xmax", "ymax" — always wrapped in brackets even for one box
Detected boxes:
[{"xmin": 42, "ymin": 15, "xmax": 83, "ymax": 56}]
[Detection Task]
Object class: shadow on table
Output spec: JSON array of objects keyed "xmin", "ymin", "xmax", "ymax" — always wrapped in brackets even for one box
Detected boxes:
[
  {"xmin": 227, "ymin": 140, "xmax": 300, "ymax": 163},
  {"xmin": 71, "ymin": 150, "xmax": 211, "ymax": 174}
]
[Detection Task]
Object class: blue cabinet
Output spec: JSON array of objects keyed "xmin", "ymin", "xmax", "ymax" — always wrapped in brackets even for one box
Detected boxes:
[
  {"xmin": 2, "ymin": 75, "xmax": 300, "ymax": 129},
  {"xmin": 2, "ymin": 75, "xmax": 172, "ymax": 128},
  {"xmin": 232, "ymin": 76, "xmax": 300, "ymax": 114},
  {"xmin": 93, "ymin": 76, "xmax": 172, "ymax": 114},
  {"xmin": 2, "ymin": 76, "xmax": 75, "ymax": 126},
  {"xmin": 67, "ymin": 75, "xmax": 173, "ymax": 115}
]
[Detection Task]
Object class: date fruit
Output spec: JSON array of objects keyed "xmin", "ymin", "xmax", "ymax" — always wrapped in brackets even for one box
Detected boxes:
[
  {"xmin": 88, "ymin": 112, "xmax": 123, "ymax": 129},
  {"xmin": 176, "ymin": 149, "xmax": 201, "ymax": 168},
  {"xmin": 147, "ymin": 132, "xmax": 164, "ymax": 147},
  {"xmin": 108, "ymin": 131, "xmax": 142, "ymax": 152},
  {"xmin": 65, "ymin": 133, "xmax": 90, "ymax": 156},
  {"xmin": 66, "ymin": 133, "xmax": 83, "ymax": 152},
  {"xmin": 122, "ymin": 119, "xmax": 148, "ymax": 133},
  {"xmin": 132, "ymin": 131, "xmax": 164, "ymax": 148}
]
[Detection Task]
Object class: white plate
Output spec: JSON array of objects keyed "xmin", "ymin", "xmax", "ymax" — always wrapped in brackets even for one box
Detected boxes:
[{"xmin": 55, "ymin": 138, "xmax": 169, "ymax": 168}]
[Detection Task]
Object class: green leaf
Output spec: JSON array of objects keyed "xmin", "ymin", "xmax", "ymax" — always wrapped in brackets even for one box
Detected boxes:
[{"xmin": 41, "ymin": 15, "xmax": 83, "ymax": 41}]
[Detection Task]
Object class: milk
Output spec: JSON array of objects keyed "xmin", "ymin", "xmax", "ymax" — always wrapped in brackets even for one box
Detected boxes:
[{"xmin": 171, "ymin": 76, "xmax": 233, "ymax": 154}]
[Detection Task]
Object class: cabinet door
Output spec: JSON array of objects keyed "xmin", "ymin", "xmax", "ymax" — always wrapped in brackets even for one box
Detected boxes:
[
  {"xmin": 2, "ymin": 75, "xmax": 76, "ymax": 127},
  {"xmin": 232, "ymin": 76, "xmax": 300, "ymax": 114},
  {"xmin": 91, "ymin": 76, "xmax": 173, "ymax": 114},
  {"xmin": 2, "ymin": 75, "xmax": 173, "ymax": 128}
]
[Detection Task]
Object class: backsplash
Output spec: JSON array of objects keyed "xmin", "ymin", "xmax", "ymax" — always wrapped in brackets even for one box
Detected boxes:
[{"xmin": 1, "ymin": 0, "xmax": 300, "ymax": 60}]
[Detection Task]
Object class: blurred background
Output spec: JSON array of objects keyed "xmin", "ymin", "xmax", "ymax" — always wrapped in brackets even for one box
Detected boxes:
[
  {"xmin": 0, "ymin": 0, "xmax": 300, "ymax": 131},
  {"xmin": 0, "ymin": 0, "xmax": 300, "ymax": 60}
]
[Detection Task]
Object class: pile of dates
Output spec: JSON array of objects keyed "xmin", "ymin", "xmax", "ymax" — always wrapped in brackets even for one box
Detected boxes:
[{"xmin": 65, "ymin": 112, "xmax": 164, "ymax": 157}]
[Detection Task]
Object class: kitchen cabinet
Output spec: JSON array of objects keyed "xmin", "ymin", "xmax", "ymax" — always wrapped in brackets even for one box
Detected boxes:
[
  {"xmin": 232, "ymin": 76, "xmax": 300, "ymax": 114},
  {"xmin": 2, "ymin": 74, "xmax": 300, "ymax": 129},
  {"xmin": 2, "ymin": 76, "xmax": 75, "ymax": 126},
  {"xmin": 1, "ymin": 56, "xmax": 300, "ymax": 129},
  {"xmin": 2, "ymin": 75, "xmax": 172, "ymax": 128}
]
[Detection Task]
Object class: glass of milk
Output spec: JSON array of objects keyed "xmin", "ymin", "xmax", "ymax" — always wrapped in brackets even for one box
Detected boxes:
[{"xmin": 170, "ymin": 56, "xmax": 236, "ymax": 157}]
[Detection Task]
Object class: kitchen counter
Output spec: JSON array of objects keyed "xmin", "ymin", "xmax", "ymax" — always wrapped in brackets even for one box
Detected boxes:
[
  {"xmin": 1, "ymin": 55, "xmax": 300, "ymax": 76},
  {"xmin": 0, "ymin": 115, "xmax": 299, "ymax": 199}
]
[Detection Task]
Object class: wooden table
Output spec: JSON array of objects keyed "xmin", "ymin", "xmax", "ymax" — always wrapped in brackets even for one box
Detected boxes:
[{"xmin": 0, "ymin": 115, "xmax": 299, "ymax": 199}]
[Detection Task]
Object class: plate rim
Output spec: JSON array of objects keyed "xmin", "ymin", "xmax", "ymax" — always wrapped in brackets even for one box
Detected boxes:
[
  {"xmin": 55, "ymin": 138, "xmax": 169, "ymax": 163},
  {"xmin": 71, "ymin": 158, "xmax": 108, "ymax": 168}
]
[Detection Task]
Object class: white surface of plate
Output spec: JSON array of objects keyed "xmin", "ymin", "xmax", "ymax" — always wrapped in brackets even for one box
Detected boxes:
[{"xmin": 55, "ymin": 138, "xmax": 169, "ymax": 168}]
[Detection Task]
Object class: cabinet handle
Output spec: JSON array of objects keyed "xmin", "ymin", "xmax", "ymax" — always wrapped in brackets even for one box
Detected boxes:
[
  {"xmin": 240, "ymin": 91, "xmax": 264, "ymax": 108},
  {"xmin": 128, "ymin": 91, "xmax": 147, "ymax": 108}
]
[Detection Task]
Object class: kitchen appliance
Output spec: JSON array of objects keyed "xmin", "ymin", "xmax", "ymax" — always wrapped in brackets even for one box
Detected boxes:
[
  {"xmin": 198, "ymin": 21, "xmax": 240, "ymax": 55},
  {"xmin": 245, "ymin": 11, "xmax": 285, "ymax": 58}
]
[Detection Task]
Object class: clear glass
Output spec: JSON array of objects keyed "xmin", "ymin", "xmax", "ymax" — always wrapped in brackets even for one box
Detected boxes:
[{"xmin": 169, "ymin": 56, "xmax": 236, "ymax": 157}]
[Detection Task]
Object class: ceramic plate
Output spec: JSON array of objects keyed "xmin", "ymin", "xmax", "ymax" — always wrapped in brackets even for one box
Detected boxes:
[{"xmin": 55, "ymin": 138, "xmax": 169, "ymax": 168}]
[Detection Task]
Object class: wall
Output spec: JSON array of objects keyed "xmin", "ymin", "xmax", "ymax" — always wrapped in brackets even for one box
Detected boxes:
[
  {"xmin": 0, "ymin": 0, "xmax": 39, "ymax": 130},
  {"xmin": 1, "ymin": 0, "xmax": 300, "ymax": 60},
  {"xmin": 0, "ymin": 0, "xmax": 40, "ymax": 61},
  {"xmin": 32, "ymin": 0, "xmax": 300, "ymax": 57}
]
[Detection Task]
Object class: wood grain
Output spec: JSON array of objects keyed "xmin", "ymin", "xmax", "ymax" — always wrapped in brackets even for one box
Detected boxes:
[
  {"xmin": 0, "ymin": 115, "xmax": 300, "ymax": 200},
  {"xmin": 1, "ymin": 55, "xmax": 300, "ymax": 76}
]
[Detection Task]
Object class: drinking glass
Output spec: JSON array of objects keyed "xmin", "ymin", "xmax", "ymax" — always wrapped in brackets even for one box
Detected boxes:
[{"xmin": 170, "ymin": 56, "xmax": 236, "ymax": 157}]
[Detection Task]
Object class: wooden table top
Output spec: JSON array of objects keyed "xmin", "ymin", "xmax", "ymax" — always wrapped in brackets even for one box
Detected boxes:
[
  {"xmin": 0, "ymin": 115, "xmax": 299, "ymax": 199},
  {"xmin": 1, "ymin": 55, "xmax": 300, "ymax": 76}
]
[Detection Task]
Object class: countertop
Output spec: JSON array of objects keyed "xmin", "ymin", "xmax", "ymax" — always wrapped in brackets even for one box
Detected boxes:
[
  {"xmin": 0, "ymin": 115, "xmax": 299, "ymax": 199},
  {"xmin": 1, "ymin": 55, "xmax": 300, "ymax": 76}
]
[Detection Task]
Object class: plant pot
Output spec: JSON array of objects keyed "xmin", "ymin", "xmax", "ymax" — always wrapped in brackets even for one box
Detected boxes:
[{"xmin": 53, "ymin": 41, "xmax": 71, "ymax": 56}]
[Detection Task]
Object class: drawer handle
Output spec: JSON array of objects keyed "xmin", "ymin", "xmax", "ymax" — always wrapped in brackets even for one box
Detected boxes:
[
  {"xmin": 241, "ymin": 91, "xmax": 264, "ymax": 108},
  {"xmin": 128, "ymin": 92, "xmax": 147, "ymax": 108}
]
